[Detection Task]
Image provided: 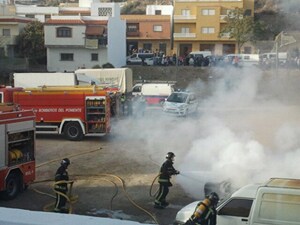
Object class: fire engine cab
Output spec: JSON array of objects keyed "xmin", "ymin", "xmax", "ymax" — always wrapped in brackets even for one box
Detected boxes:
[
  {"xmin": 13, "ymin": 86, "xmax": 112, "ymax": 141},
  {"xmin": 0, "ymin": 86, "xmax": 23, "ymax": 104},
  {"xmin": 0, "ymin": 104, "xmax": 35, "ymax": 200}
]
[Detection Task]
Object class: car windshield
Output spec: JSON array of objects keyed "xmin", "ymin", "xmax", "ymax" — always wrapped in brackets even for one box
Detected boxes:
[{"xmin": 167, "ymin": 93, "xmax": 188, "ymax": 103}]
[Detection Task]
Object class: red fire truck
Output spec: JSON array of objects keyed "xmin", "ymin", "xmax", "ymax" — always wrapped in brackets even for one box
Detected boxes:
[
  {"xmin": 0, "ymin": 104, "xmax": 36, "ymax": 200},
  {"xmin": 13, "ymin": 86, "xmax": 112, "ymax": 141},
  {"xmin": 0, "ymin": 86, "xmax": 23, "ymax": 103}
]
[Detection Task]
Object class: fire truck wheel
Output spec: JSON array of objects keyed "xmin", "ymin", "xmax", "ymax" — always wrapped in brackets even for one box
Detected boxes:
[
  {"xmin": 1, "ymin": 174, "xmax": 20, "ymax": 200},
  {"xmin": 64, "ymin": 122, "xmax": 84, "ymax": 141}
]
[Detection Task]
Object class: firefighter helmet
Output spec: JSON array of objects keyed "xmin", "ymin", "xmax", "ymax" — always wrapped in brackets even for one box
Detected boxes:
[
  {"xmin": 166, "ymin": 152, "xmax": 175, "ymax": 159},
  {"xmin": 208, "ymin": 192, "xmax": 219, "ymax": 205},
  {"xmin": 61, "ymin": 158, "xmax": 70, "ymax": 166}
]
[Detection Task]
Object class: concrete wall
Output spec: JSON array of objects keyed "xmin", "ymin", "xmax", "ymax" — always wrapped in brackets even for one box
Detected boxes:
[
  {"xmin": 0, "ymin": 207, "xmax": 152, "ymax": 225},
  {"xmin": 107, "ymin": 16, "xmax": 126, "ymax": 68}
]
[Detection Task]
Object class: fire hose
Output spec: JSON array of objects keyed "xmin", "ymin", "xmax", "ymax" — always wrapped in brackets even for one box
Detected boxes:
[{"xmin": 32, "ymin": 147, "xmax": 159, "ymax": 224}]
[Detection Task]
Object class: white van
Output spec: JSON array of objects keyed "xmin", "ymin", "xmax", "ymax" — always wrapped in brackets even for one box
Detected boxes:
[
  {"xmin": 126, "ymin": 53, "xmax": 154, "ymax": 65},
  {"xmin": 188, "ymin": 51, "xmax": 212, "ymax": 58},
  {"xmin": 249, "ymin": 178, "xmax": 300, "ymax": 225},
  {"xmin": 174, "ymin": 183, "xmax": 259, "ymax": 225},
  {"xmin": 174, "ymin": 177, "xmax": 300, "ymax": 225},
  {"xmin": 163, "ymin": 91, "xmax": 198, "ymax": 116},
  {"xmin": 132, "ymin": 83, "xmax": 174, "ymax": 105},
  {"xmin": 223, "ymin": 54, "xmax": 259, "ymax": 67}
]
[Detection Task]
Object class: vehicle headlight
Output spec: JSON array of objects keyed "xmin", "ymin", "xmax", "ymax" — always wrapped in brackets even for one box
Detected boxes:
[{"xmin": 179, "ymin": 105, "xmax": 186, "ymax": 110}]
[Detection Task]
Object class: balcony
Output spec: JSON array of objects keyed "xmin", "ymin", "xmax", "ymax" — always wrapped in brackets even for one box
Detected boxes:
[
  {"xmin": 174, "ymin": 15, "xmax": 196, "ymax": 20},
  {"xmin": 85, "ymin": 37, "xmax": 107, "ymax": 49},
  {"xmin": 220, "ymin": 32, "xmax": 231, "ymax": 38},
  {"xmin": 126, "ymin": 31, "xmax": 140, "ymax": 37},
  {"xmin": 174, "ymin": 33, "xmax": 196, "ymax": 38}
]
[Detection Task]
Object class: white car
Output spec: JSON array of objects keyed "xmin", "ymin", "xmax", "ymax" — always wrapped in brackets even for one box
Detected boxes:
[
  {"xmin": 163, "ymin": 91, "xmax": 198, "ymax": 116},
  {"xmin": 174, "ymin": 184, "xmax": 260, "ymax": 225}
]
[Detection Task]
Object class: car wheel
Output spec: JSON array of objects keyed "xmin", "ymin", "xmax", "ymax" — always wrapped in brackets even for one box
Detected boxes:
[
  {"xmin": 1, "ymin": 174, "xmax": 20, "ymax": 200},
  {"xmin": 64, "ymin": 122, "xmax": 84, "ymax": 141}
]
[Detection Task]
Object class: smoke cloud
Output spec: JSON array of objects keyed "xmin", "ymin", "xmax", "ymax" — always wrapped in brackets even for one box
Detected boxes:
[{"xmin": 114, "ymin": 66, "xmax": 300, "ymax": 199}]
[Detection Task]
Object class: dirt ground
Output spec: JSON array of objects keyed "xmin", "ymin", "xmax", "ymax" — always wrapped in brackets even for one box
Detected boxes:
[{"xmin": 0, "ymin": 114, "xmax": 195, "ymax": 225}]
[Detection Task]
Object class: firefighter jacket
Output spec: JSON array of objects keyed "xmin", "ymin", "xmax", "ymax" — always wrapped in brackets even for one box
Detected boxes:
[
  {"xmin": 55, "ymin": 165, "xmax": 69, "ymax": 191},
  {"xmin": 189, "ymin": 198, "xmax": 217, "ymax": 225},
  {"xmin": 120, "ymin": 94, "xmax": 126, "ymax": 103},
  {"xmin": 158, "ymin": 159, "xmax": 178, "ymax": 186}
]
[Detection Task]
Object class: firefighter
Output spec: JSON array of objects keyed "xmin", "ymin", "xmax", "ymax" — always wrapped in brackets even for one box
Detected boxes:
[
  {"xmin": 54, "ymin": 158, "xmax": 70, "ymax": 213},
  {"xmin": 120, "ymin": 93, "xmax": 126, "ymax": 115},
  {"xmin": 184, "ymin": 192, "xmax": 219, "ymax": 225},
  {"xmin": 154, "ymin": 152, "xmax": 180, "ymax": 209}
]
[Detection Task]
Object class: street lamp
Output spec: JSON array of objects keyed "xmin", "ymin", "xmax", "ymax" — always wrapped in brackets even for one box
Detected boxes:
[{"xmin": 273, "ymin": 31, "xmax": 296, "ymax": 74}]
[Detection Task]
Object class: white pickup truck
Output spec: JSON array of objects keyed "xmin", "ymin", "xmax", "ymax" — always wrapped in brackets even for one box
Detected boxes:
[{"xmin": 174, "ymin": 178, "xmax": 300, "ymax": 225}]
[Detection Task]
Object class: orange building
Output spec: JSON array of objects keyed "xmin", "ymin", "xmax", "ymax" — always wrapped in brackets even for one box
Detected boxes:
[{"xmin": 121, "ymin": 15, "xmax": 172, "ymax": 56}]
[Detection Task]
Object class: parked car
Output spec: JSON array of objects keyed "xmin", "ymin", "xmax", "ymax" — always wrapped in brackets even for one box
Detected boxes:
[
  {"xmin": 163, "ymin": 91, "xmax": 198, "ymax": 116},
  {"xmin": 174, "ymin": 183, "xmax": 259, "ymax": 225},
  {"xmin": 126, "ymin": 53, "xmax": 154, "ymax": 65}
]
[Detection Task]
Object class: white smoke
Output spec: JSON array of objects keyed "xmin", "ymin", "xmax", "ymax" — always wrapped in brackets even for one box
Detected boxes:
[{"xmin": 113, "ymin": 66, "xmax": 300, "ymax": 199}]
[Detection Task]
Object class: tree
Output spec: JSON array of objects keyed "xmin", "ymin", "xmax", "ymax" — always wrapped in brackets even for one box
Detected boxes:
[
  {"xmin": 121, "ymin": 1, "xmax": 146, "ymax": 14},
  {"xmin": 220, "ymin": 8, "xmax": 255, "ymax": 53},
  {"xmin": 16, "ymin": 21, "xmax": 46, "ymax": 65}
]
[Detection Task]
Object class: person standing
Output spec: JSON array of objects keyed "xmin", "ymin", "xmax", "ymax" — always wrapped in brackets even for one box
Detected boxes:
[
  {"xmin": 184, "ymin": 192, "xmax": 219, "ymax": 225},
  {"xmin": 120, "ymin": 93, "xmax": 126, "ymax": 116},
  {"xmin": 54, "ymin": 158, "xmax": 70, "ymax": 213},
  {"xmin": 154, "ymin": 152, "xmax": 180, "ymax": 209}
]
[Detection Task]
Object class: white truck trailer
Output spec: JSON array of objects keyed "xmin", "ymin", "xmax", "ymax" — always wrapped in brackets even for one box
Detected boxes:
[
  {"xmin": 75, "ymin": 68, "xmax": 133, "ymax": 94},
  {"xmin": 13, "ymin": 72, "xmax": 97, "ymax": 88}
]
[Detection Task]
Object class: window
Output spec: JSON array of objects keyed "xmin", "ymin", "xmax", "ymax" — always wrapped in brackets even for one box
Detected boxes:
[
  {"xmin": 181, "ymin": 27, "xmax": 190, "ymax": 33},
  {"xmin": 3, "ymin": 29, "xmax": 10, "ymax": 36},
  {"xmin": 159, "ymin": 43, "xmax": 166, "ymax": 54},
  {"xmin": 155, "ymin": 10, "xmax": 162, "ymax": 15},
  {"xmin": 91, "ymin": 53, "xmax": 98, "ymax": 61},
  {"xmin": 153, "ymin": 25, "xmax": 162, "ymax": 32},
  {"xmin": 143, "ymin": 43, "xmax": 152, "ymax": 52},
  {"xmin": 182, "ymin": 9, "xmax": 190, "ymax": 16},
  {"xmin": 202, "ymin": 27, "xmax": 215, "ymax": 34},
  {"xmin": 25, "ymin": 14, "xmax": 34, "ymax": 18},
  {"xmin": 202, "ymin": 9, "xmax": 215, "ymax": 15},
  {"xmin": 60, "ymin": 53, "xmax": 73, "ymax": 61},
  {"xmin": 0, "ymin": 92, "xmax": 3, "ymax": 103},
  {"xmin": 132, "ymin": 85, "xmax": 141, "ymax": 93},
  {"xmin": 56, "ymin": 27, "xmax": 72, "ymax": 38},
  {"xmin": 127, "ymin": 24, "xmax": 139, "ymax": 32},
  {"xmin": 218, "ymin": 199, "xmax": 253, "ymax": 217}
]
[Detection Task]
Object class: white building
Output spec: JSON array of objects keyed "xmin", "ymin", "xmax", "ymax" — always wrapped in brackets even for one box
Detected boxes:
[
  {"xmin": 146, "ymin": 5, "xmax": 173, "ymax": 16},
  {"xmin": 15, "ymin": 5, "xmax": 59, "ymax": 22},
  {"xmin": 44, "ymin": 2, "xmax": 126, "ymax": 72}
]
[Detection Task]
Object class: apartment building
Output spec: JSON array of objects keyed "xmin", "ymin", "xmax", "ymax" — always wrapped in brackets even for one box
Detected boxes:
[
  {"xmin": 44, "ymin": 3, "xmax": 126, "ymax": 72},
  {"xmin": 173, "ymin": 0, "xmax": 255, "ymax": 56},
  {"xmin": 0, "ymin": 16, "xmax": 35, "ymax": 57},
  {"xmin": 121, "ymin": 14, "xmax": 172, "ymax": 56}
]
